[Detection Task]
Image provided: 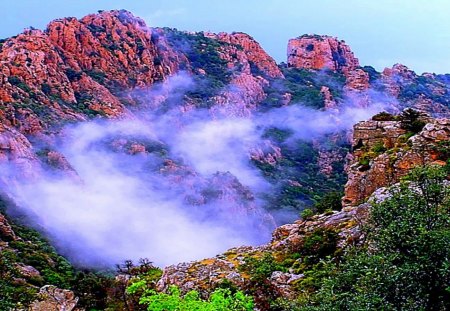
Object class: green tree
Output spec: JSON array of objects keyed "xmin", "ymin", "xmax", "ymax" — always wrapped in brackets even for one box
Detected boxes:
[
  {"xmin": 299, "ymin": 165, "xmax": 450, "ymax": 310},
  {"xmin": 399, "ymin": 108, "xmax": 426, "ymax": 133}
]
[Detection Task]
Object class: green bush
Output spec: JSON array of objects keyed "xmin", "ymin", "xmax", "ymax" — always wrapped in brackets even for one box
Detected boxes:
[
  {"xmin": 295, "ymin": 165, "xmax": 450, "ymax": 310},
  {"xmin": 126, "ymin": 284, "xmax": 254, "ymax": 311},
  {"xmin": 300, "ymin": 208, "xmax": 314, "ymax": 220},
  {"xmin": 164, "ymin": 28, "xmax": 232, "ymax": 104},
  {"xmin": 371, "ymin": 111, "xmax": 396, "ymax": 121},
  {"xmin": 399, "ymin": 108, "xmax": 426, "ymax": 134},
  {"xmin": 299, "ymin": 228, "xmax": 338, "ymax": 267},
  {"xmin": 371, "ymin": 141, "xmax": 387, "ymax": 154},
  {"xmin": 313, "ymin": 191, "xmax": 343, "ymax": 213},
  {"xmin": 65, "ymin": 68, "xmax": 83, "ymax": 81},
  {"xmin": 240, "ymin": 253, "xmax": 286, "ymax": 308}
]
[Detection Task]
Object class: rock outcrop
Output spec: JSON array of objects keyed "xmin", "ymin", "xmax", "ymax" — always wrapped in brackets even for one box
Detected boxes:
[
  {"xmin": 343, "ymin": 116, "xmax": 450, "ymax": 206},
  {"xmin": 213, "ymin": 32, "xmax": 284, "ymax": 79},
  {"xmin": 0, "ymin": 10, "xmax": 189, "ymax": 135},
  {"xmin": 380, "ymin": 64, "xmax": 450, "ymax": 115},
  {"xmin": 287, "ymin": 35, "xmax": 359, "ymax": 75},
  {"xmin": 345, "ymin": 68, "xmax": 370, "ymax": 90},
  {"xmin": 0, "ymin": 213, "xmax": 16, "ymax": 241},
  {"xmin": 0, "ymin": 123, "xmax": 40, "ymax": 180},
  {"xmin": 30, "ymin": 285, "xmax": 79, "ymax": 311}
]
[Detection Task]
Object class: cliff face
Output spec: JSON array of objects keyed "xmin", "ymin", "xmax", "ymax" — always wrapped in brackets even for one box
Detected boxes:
[
  {"xmin": 46, "ymin": 12, "xmax": 185, "ymax": 88},
  {"xmin": 343, "ymin": 115, "xmax": 450, "ymax": 206},
  {"xmin": 287, "ymin": 35, "xmax": 359, "ymax": 75},
  {"xmin": 0, "ymin": 10, "xmax": 290, "ymax": 134},
  {"xmin": 212, "ymin": 32, "xmax": 283, "ymax": 79},
  {"xmin": 381, "ymin": 63, "xmax": 450, "ymax": 115},
  {"xmin": 0, "ymin": 10, "xmax": 188, "ymax": 138}
]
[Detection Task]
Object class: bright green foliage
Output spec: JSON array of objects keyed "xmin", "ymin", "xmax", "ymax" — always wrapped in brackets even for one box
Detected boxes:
[
  {"xmin": 127, "ymin": 285, "xmax": 253, "ymax": 311},
  {"xmin": 294, "ymin": 165, "xmax": 450, "ymax": 310},
  {"xmin": 300, "ymin": 208, "xmax": 314, "ymax": 220},
  {"xmin": 371, "ymin": 141, "xmax": 387, "ymax": 154}
]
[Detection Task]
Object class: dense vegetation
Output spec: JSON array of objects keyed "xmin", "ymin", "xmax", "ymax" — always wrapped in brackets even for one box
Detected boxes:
[
  {"xmin": 126, "ymin": 284, "xmax": 254, "ymax": 311},
  {"xmin": 163, "ymin": 28, "xmax": 233, "ymax": 107},
  {"xmin": 0, "ymin": 196, "xmax": 75, "ymax": 309},
  {"xmin": 275, "ymin": 165, "xmax": 449, "ymax": 310},
  {"xmin": 261, "ymin": 67, "xmax": 346, "ymax": 110},
  {"xmin": 0, "ymin": 196, "xmax": 136, "ymax": 310},
  {"xmin": 255, "ymin": 128, "xmax": 348, "ymax": 216}
]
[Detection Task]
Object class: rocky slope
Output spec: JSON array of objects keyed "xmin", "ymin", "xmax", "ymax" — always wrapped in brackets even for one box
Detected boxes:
[
  {"xmin": 151, "ymin": 113, "xmax": 450, "ymax": 310},
  {"xmin": 156, "ymin": 201, "xmax": 368, "ymax": 299},
  {"xmin": 343, "ymin": 112, "xmax": 449, "ymax": 205},
  {"xmin": 0, "ymin": 9, "xmax": 450, "ymax": 310}
]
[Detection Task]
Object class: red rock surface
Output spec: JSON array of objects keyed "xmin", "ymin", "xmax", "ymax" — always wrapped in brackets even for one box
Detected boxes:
[
  {"xmin": 343, "ymin": 117, "xmax": 450, "ymax": 206},
  {"xmin": 287, "ymin": 35, "xmax": 359, "ymax": 75},
  {"xmin": 320, "ymin": 86, "xmax": 337, "ymax": 109},
  {"xmin": 381, "ymin": 64, "xmax": 415, "ymax": 97},
  {"xmin": 213, "ymin": 32, "xmax": 283, "ymax": 79},
  {"xmin": 47, "ymin": 11, "xmax": 185, "ymax": 88},
  {"xmin": 211, "ymin": 73, "xmax": 268, "ymax": 117},
  {"xmin": 345, "ymin": 68, "xmax": 370, "ymax": 90},
  {"xmin": 0, "ymin": 10, "xmax": 191, "ymax": 136}
]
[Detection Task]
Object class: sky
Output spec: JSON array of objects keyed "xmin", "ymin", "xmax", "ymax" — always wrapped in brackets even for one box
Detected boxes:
[{"xmin": 0, "ymin": 0, "xmax": 449, "ymax": 74}]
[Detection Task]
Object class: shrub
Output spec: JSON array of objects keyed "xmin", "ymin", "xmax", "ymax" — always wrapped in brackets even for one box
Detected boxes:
[
  {"xmin": 41, "ymin": 83, "xmax": 52, "ymax": 95},
  {"xmin": 239, "ymin": 253, "xmax": 286, "ymax": 308},
  {"xmin": 8, "ymin": 76, "xmax": 22, "ymax": 86},
  {"xmin": 297, "ymin": 165, "xmax": 450, "ymax": 310},
  {"xmin": 300, "ymin": 208, "xmax": 314, "ymax": 220},
  {"xmin": 299, "ymin": 228, "xmax": 338, "ymax": 266},
  {"xmin": 371, "ymin": 111, "xmax": 396, "ymax": 121},
  {"xmin": 313, "ymin": 191, "xmax": 343, "ymax": 213},
  {"xmin": 399, "ymin": 108, "xmax": 426, "ymax": 133},
  {"xmin": 126, "ymin": 285, "xmax": 254, "ymax": 311},
  {"xmin": 86, "ymin": 70, "xmax": 106, "ymax": 84},
  {"xmin": 371, "ymin": 141, "xmax": 387, "ymax": 154}
]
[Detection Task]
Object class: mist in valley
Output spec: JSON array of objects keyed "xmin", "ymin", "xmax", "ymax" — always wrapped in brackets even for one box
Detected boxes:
[{"xmin": 0, "ymin": 73, "xmax": 393, "ymax": 268}]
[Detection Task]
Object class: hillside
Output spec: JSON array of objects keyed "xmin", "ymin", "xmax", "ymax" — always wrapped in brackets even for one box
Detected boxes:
[{"xmin": 0, "ymin": 10, "xmax": 449, "ymax": 310}]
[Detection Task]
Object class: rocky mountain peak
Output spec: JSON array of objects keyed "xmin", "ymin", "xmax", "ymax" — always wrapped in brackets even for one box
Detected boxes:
[{"xmin": 287, "ymin": 34, "xmax": 359, "ymax": 75}]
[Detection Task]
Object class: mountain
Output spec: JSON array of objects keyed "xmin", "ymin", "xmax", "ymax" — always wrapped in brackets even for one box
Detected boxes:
[{"xmin": 0, "ymin": 10, "xmax": 449, "ymax": 310}]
